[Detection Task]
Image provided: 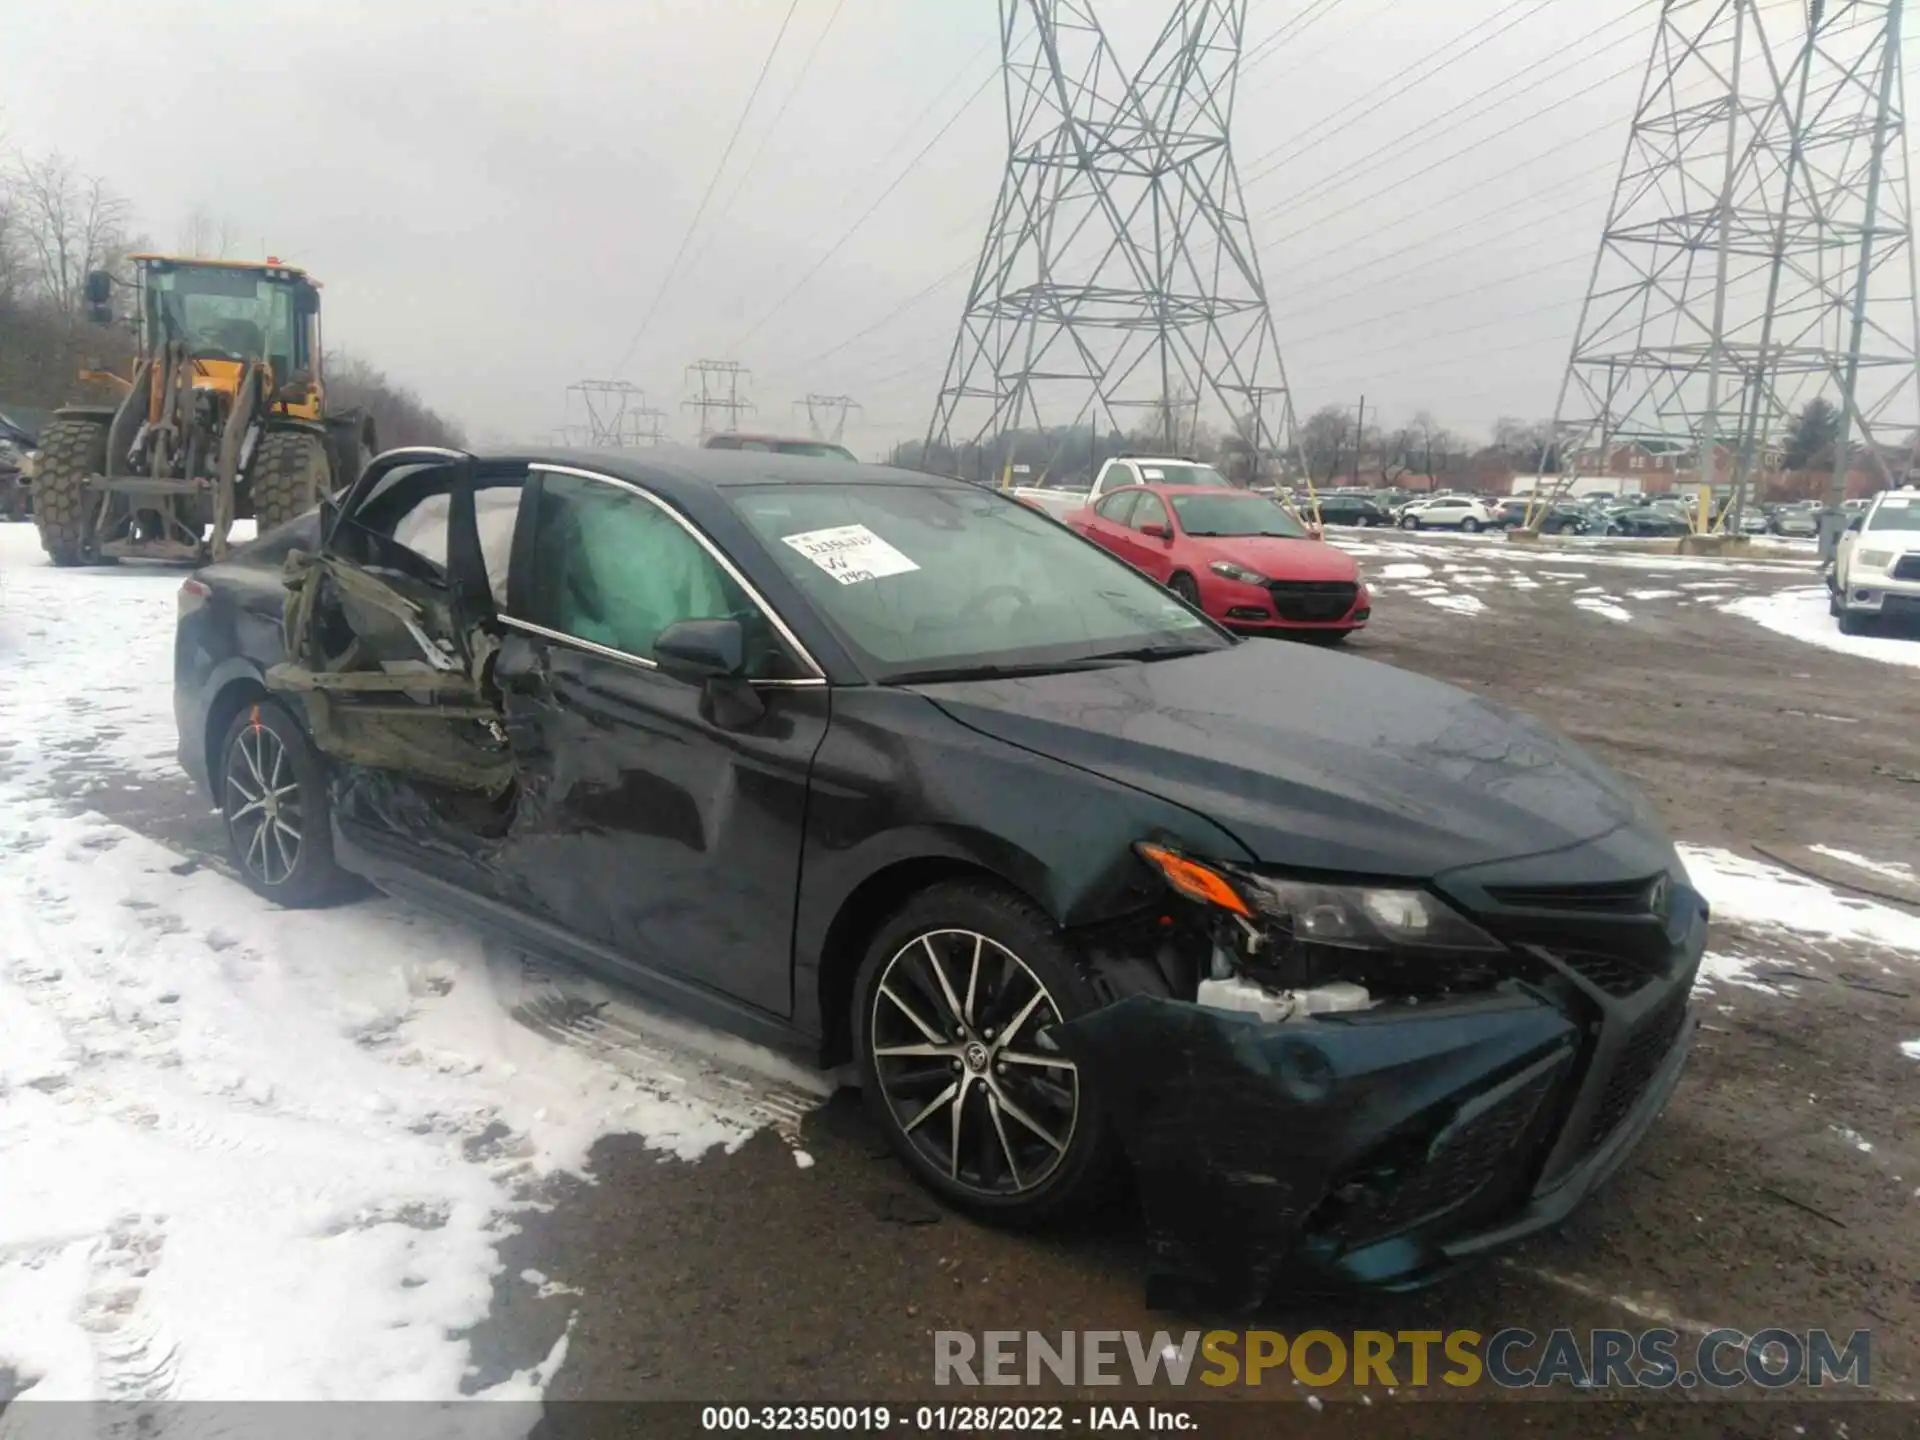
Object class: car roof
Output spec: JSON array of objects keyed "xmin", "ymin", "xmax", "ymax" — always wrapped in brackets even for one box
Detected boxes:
[
  {"xmin": 1123, "ymin": 483, "xmax": 1265, "ymax": 496},
  {"xmin": 399, "ymin": 445, "xmax": 964, "ymax": 501},
  {"xmin": 704, "ymin": 432, "xmax": 848, "ymax": 447}
]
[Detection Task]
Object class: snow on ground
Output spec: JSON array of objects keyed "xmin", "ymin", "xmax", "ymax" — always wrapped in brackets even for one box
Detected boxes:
[
  {"xmin": 1810, "ymin": 846, "xmax": 1917, "ymax": 884},
  {"xmin": 1572, "ymin": 596, "xmax": 1633, "ymax": 623},
  {"xmin": 1679, "ymin": 844, "xmax": 1920, "ymax": 954},
  {"xmin": 1720, "ymin": 586, "xmax": 1920, "ymax": 668},
  {"xmin": 0, "ymin": 526, "xmax": 818, "ymax": 1402}
]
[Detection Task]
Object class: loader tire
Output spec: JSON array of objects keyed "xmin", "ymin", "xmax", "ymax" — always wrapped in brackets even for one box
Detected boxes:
[
  {"xmin": 31, "ymin": 417, "xmax": 109, "ymax": 567},
  {"xmin": 251, "ymin": 430, "xmax": 331, "ymax": 534}
]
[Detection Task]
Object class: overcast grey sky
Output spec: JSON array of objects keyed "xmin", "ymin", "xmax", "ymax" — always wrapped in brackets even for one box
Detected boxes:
[{"xmin": 4, "ymin": 0, "xmax": 1899, "ymax": 456}]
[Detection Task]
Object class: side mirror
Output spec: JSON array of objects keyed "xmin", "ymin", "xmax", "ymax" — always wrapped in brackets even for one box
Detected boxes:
[
  {"xmin": 1140, "ymin": 521, "xmax": 1170, "ymax": 540},
  {"xmin": 83, "ymin": 270, "xmax": 113, "ymax": 305},
  {"xmin": 1847, "ymin": 515, "xmax": 1864, "ymax": 532},
  {"xmin": 655, "ymin": 618, "xmax": 746, "ymax": 683}
]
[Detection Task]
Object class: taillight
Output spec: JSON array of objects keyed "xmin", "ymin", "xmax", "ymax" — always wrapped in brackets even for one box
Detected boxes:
[{"xmin": 178, "ymin": 577, "xmax": 211, "ymax": 615}]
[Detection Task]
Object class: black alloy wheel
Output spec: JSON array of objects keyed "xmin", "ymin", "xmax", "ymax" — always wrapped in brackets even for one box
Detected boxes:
[
  {"xmin": 1169, "ymin": 572, "xmax": 1202, "ymax": 607},
  {"xmin": 855, "ymin": 883, "xmax": 1120, "ymax": 1221},
  {"xmin": 219, "ymin": 701, "xmax": 347, "ymax": 906}
]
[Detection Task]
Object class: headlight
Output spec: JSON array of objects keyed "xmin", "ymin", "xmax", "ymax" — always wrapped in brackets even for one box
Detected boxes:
[
  {"xmin": 1857, "ymin": 549, "xmax": 1893, "ymax": 568},
  {"xmin": 1209, "ymin": 560, "xmax": 1268, "ymax": 584},
  {"xmin": 1233, "ymin": 873, "xmax": 1503, "ymax": 954},
  {"xmin": 1135, "ymin": 843, "xmax": 1503, "ymax": 985}
]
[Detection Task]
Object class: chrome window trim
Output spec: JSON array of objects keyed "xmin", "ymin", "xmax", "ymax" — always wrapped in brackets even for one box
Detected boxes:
[
  {"xmin": 497, "ymin": 615, "xmax": 827, "ymax": 689},
  {"xmin": 509, "ymin": 463, "xmax": 829, "ymax": 683}
]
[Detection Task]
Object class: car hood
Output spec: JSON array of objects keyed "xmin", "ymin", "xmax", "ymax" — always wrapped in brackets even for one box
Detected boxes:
[
  {"xmin": 916, "ymin": 641, "xmax": 1653, "ymax": 877},
  {"xmin": 1190, "ymin": 535, "xmax": 1355, "ymax": 581}
]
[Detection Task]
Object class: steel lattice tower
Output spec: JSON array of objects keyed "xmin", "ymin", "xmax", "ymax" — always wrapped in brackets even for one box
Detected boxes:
[
  {"xmin": 924, "ymin": 0, "xmax": 1297, "ymax": 478},
  {"xmin": 563, "ymin": 380, "xmax": 668, "ymax": 447},
  {"xmin": 1538, "ymin": 0, "xmax": 1918, "ymax": 526},
  {"xmin": 796, "ymin": 393, "xmax": 863, "ymax": 443}
]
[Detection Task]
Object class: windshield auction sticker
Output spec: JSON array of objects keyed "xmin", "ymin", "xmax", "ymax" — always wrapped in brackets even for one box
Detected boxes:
[{"xmin": 782, "ymin": 524, "xmax": 921, "ymax": 585}]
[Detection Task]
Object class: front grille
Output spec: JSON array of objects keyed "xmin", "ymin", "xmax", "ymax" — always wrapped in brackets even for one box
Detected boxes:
[
  {"xmin": 1267, "ymin": 580, "xmax": 1358, "ymax": 622},
  {"xmin": 1485, "ymin": 876, "xmax": 1661, "ymax": 914},
  {"xmin": 1585, "ymin": 1001, "xmax": 1689, "ymax": 1151},
  {"xmin": 1892, "ymin": 554, "xmax": 1920, "ymax": 582},
  {"xmin": 1554, "ymin": 949, "xmax": 1669, "ymax": 996},
  {"xmin": 1334, "ymin": 1070, "xmax": 1557, "ymax": 1246}
]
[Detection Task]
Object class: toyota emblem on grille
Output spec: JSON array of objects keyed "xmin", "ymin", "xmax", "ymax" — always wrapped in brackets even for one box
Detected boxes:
[{"xmin": 1646, "ymin": 874, "xmax": 1670, "ymax": 917}]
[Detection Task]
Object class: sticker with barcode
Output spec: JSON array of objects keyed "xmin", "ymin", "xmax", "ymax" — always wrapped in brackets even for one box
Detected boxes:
[{"xmin": 782, "ymin": 524, "xmax": 921, "ymax": 585}]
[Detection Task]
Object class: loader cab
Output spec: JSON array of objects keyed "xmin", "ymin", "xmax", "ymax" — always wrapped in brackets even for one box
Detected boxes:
[{"xmin": 128, "ymin": 254, "xmax": 322, "ymax": 399}]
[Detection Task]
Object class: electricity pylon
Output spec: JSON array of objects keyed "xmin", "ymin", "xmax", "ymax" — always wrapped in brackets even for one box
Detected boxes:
[
  {"xmin": 796, "ymin": 393, "xmax": 862, "ymax": 443},
  {"xmin": 924, "ymin": 0, "xmax": 1297, "ymax": 480},
  {"xmin": 563, "ymin": 380, "xmax": 668, "ymax": 447},
  {"xmin": 1534, "ymin": 0, "xmax": 1918, "ymax": 532},
  {"xmin": 683, "ymin": 360, "xmax": 755, "ymax": 440}
]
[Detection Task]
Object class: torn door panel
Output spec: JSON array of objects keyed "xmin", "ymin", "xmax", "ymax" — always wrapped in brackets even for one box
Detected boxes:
[{"xmin": 266, "ymin": 546, "xmax": 513, "ymax": 794}]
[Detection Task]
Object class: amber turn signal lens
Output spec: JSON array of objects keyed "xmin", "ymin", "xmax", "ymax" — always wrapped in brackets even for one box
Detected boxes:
[{"xmin": 1134, "ymin": 842, "xmax": 1251, "ymax": 917}]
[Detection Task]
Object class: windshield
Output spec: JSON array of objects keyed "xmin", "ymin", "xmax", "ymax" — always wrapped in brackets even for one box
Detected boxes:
[
  {"xmin": 144, "ymin": 265, "xmax": 306, "ymax": 369},
  {"xmin": 1867, "ymin": 494, "xmax": 1920, "ymax": 531},
  {"xmin": 1130, "ymin": 461, "xmax": 1231, "ymax": 487},
  {"xmin": 732, "ymin": 482, "xmax": 1230, "ymax": 681},
  {"xmin": 1171, "ymin": 492, "xmax": 1309, "ymax": 538}
]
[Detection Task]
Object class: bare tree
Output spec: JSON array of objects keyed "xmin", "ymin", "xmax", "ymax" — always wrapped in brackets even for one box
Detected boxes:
[
  {"xmin": 178, "ymin": 206, "xmax": 244, "ymax": 259},
  {"xmin": 1299, "ymin": 404, "xmax": 1350, "ymax": 484},
  {"xmin": 1406, "ymin": 409, "xmax": 1460, "ymax": 477},
  {"xmin": 8, "ymin": 152, "xmax": 130, "ymax": 313}
]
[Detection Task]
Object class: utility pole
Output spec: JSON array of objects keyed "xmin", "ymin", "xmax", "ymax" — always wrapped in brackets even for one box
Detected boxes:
[
  {"xmin": 927, "ymin": 0, "xmax": 1299, "ymax": 481},
  {"xmin": 1528, "ymin": 0, "xmax": 1918, "ymax": 544},
  {"xmin": 1351, "ymin": 395, "xmax": 1366, "ymax": 488},
  {"xmin": 682, "ymin": 360, "xmax": 754, "ymax": 440}
]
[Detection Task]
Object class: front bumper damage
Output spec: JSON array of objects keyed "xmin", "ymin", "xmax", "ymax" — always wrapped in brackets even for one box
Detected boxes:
[{"xmin": 1051, "ymin": 899, "xmax": 1705, "ymax": 1306}]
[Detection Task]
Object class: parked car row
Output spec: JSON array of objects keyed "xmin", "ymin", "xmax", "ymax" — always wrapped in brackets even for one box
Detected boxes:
[{"xmin": 169, "ymin": 444, "xmax": 1702, "ymax": 1295}]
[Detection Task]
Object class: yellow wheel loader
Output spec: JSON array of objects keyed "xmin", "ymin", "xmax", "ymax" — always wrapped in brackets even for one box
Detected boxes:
[{"xmin": 31, "ymin": 254, "xmax": 376, "ymax": 566}]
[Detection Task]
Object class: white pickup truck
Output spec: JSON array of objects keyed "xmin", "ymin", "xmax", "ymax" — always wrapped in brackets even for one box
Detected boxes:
[
  {"xmin": 1829, "ymin": 486, "xmax": 1920, "ymax": 634},
  {"xmin": 1011, "ymin": 454, "xmax": 1237, "ymax": 521}
]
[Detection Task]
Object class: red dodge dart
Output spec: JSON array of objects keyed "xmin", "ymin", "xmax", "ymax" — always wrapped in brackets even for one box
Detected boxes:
[{"xmin": 1067, "ymin": 484, "xmax": 1371, "ymax": 640}]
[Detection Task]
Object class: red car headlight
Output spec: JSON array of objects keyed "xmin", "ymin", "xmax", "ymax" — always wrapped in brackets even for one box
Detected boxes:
[{"xmin": 1209, "ymin": 560, "xmax": 1268, "ymax": 585}]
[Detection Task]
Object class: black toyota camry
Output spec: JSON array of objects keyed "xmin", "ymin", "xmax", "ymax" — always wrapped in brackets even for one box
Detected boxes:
[{"xmin": 173, "ymin": 446, "xmax": 1704, "ymax": 1299}]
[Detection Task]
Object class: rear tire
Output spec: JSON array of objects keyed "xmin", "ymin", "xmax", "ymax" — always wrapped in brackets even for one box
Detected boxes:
[
  {"xmin": 31, "ymin": 417, "xmax": 108, "ymax": 566},
  {"xmin": 1168, "ymin": 572, "xmax": 1201, "ymax": 607},
  {"xmin": 250, "ymin": 430, "xmax": 331, "ymax": 534},
  {"xmin": 854, "ymin": 881, "xmax": 1121, "ymax": 1225},
  {"xmin": 218, "ymin": 700, "xmax": 348, "ymax": 907}
]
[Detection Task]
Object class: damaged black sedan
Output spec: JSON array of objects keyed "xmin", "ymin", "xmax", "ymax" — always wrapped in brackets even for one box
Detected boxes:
[{"xmin": 173, "ymin": 446, "xmax": 1704, "ymax": 1299}]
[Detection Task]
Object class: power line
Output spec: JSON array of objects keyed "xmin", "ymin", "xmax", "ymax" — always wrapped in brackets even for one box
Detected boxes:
[
  {"xmin": 609, "ymin": 0, "xmax": 803, "ymax": 376},
  {"xmin": 730, "ymin": 68, "xmax": 998, "ymax": 352},
  {"xmin": 1249, "ymin": 2, "xmax": 1662, "ymax": 218},
  {"xmin": 1243, "ymin": 0, "xmax": 1351, "ymax": 73},
  {"xmin": 1242, "ymin": 0, "xmax": 1557, "ymax": 182},
  {"xmin": 705, "ymin": 0, "xmax": 855, "ymax": 243}
]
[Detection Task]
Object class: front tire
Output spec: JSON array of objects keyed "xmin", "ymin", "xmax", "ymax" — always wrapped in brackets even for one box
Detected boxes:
[
  {"xmin": 1401, "ymin": 515, "xmax": 1421, "ymax": 530},
  {"xmin": 219, "ymin": 700, "xmax": 347, "ymax": 907},
  {"xmin": 250, "ymin": 430, "xmax": 332, "ymax": 534},
  {"xmin": 31, "ymin": 417, "xmax": 109, "ymax": 566},
  {"xmin": 1461, "ymin": 517, "xmax": 1482, "ymax": 533},
  {"xmin": 1838, "ymin": 609, "xmax": 1868, "ymax": 637},
  {"xmin": 854, "ymin": 882, "xmax": 1120, "ymax": 1224},
  {"xmin": 1168, "ymin": 572, "xmax": 1202, "ymax": 607}
]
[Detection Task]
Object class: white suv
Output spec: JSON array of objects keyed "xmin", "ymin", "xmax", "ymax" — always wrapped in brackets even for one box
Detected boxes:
[
  {"xmin": 1398, "ymin": 494, "xmax": 1496, "ymax": 532},
  {"xmin": 1830, "ymin": 487, "xmax": 1920, "ymax": 634}
]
